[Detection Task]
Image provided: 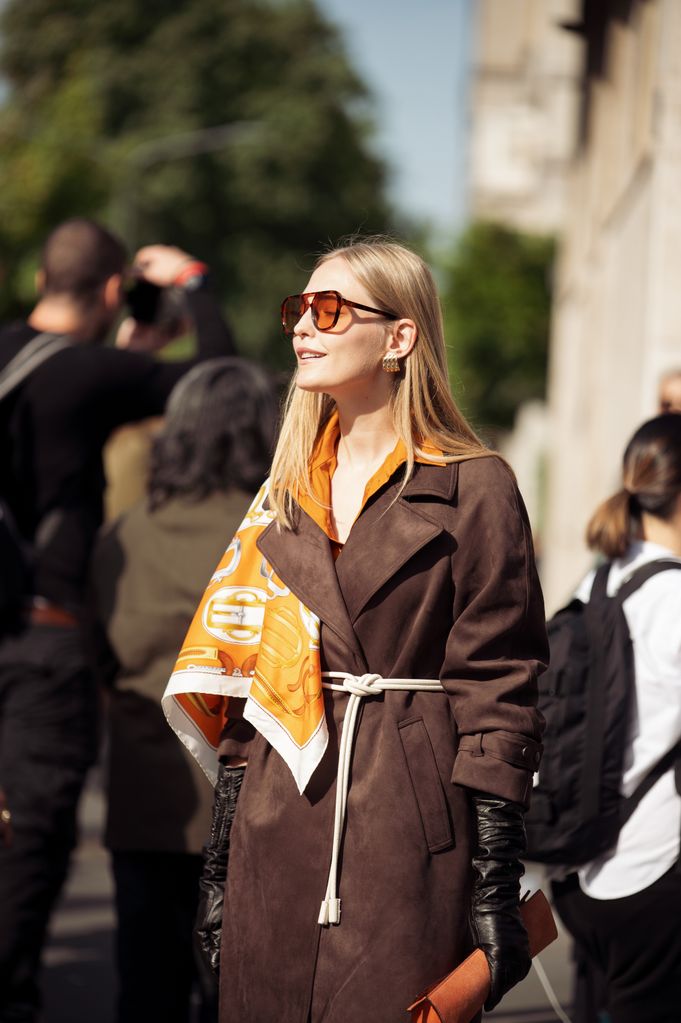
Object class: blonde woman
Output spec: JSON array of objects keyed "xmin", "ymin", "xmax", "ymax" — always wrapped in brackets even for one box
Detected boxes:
[{"xmin": 163, "ymin": 237, "xmax": 547, "ymax": 1022}]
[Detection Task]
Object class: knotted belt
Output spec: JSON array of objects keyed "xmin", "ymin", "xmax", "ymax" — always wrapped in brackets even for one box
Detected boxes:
[{"xmin": 318, "ymin": 671, "xmax": 445, "ymax": 926}]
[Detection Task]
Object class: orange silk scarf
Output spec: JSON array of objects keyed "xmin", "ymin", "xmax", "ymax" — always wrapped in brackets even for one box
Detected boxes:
[{"xmin": 162, "ymin": 480, "xmax": 325, "ymax": 793}]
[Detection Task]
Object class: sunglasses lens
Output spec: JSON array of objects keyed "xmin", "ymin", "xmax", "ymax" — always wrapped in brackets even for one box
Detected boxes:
[
  {"xmin": 282, "ymin": 296, "xmax": 304, "ymax": 335},
  {"xmin": 281, "ymin": 291, "xmax": 342, "ymax": 335},
  {"xmin": 312, "ymin": 292, "xmax": 340, "ymax": 330}
]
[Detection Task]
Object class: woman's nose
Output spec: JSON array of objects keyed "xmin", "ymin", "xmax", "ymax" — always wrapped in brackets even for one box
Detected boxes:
[{"xmin": 294, "ymin": 300, "xmax": 314, "ymax": 337}]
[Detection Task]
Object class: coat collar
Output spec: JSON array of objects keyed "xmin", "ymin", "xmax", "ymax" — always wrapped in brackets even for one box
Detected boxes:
[
  {"xmin": 336, "ymin": 462, "xmax": 454, "ymax": 622},
  {"xmin": 256, "ymin": 511, "xmax": 367, "ymax": 669},
  {"xmin": 401, "ymin": 459, "xmax": 459, "ymax": 501},
  {"xmin": 257, "ymin": 461, "xmax": 457, "ymax": 645}
]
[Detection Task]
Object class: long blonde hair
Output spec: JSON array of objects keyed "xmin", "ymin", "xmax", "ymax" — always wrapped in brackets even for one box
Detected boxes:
[{"xmin": 269, "ymin": 236, "xmax": 494, "ymax": 526}]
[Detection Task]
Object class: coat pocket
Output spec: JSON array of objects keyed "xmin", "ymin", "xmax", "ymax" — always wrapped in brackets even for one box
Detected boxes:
[{"xmin": 397, "ymin": 716, "xmax": 454, "ymax": 853}]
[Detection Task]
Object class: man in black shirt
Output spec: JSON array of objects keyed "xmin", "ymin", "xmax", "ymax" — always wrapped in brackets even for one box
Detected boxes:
[{"xmin": 0, "ymin": 218, "xmax": 236, "ymax": 1022}]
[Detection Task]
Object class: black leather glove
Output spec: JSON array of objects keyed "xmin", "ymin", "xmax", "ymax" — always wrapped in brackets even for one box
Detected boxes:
[
  {"xmin": 469, "ymin": 791, "xmax": 530, "ymax": 1011},
  {"xmin": 195, "ymin": 763, "xmax": 245, "ymax": 978}
]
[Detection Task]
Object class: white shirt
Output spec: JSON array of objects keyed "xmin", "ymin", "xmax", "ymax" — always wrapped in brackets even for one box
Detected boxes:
[{"xmin": 574, "ymin": 541, "xmax": 681, "ymax": 900}]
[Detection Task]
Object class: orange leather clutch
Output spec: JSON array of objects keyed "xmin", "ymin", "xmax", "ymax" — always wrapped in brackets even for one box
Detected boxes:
[{"xmin": 407, "ymin": 890, "xmax": 558, "ymax": 1023}]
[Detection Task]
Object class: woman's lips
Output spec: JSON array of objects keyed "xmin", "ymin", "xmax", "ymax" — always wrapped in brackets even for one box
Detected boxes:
[{"xmin": 296, "ymin": 350, "xmax": 325, "ymax": 360}]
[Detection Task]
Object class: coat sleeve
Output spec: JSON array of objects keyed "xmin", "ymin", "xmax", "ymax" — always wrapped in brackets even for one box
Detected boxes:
[{"xmin": 442, "ymin": 456, "xmax": 548, "ymax": 808}]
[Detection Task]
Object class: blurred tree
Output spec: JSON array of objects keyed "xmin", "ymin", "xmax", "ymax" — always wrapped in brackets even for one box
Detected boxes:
[
  {"xmin": 0, "ymin": 0, "xmax": 396, "ymax": 366},
  {"xmin": 442, "ymin": 221, "xmax": 555, "ymax": 438}
]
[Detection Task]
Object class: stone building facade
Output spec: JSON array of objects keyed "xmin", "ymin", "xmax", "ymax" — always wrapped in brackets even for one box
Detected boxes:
[
  {"xmin": 543, "ymin": 0, "xmax": 681, "ymax": 609},
  {"xmin": 469, "ymin": 0, "xmax": 582, "ymax": 234}
]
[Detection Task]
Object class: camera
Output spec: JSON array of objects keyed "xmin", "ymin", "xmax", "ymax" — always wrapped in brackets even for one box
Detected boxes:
[
  {"xmin": 125, "ymin": 280, "xmax": 186, "ymax": 335},
  {"xmin": 125, "ymin": 279, "xmax": 163, "ymax": 324}
]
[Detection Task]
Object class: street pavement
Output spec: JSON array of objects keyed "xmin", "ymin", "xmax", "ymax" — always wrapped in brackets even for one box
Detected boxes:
[
  {"xmin": 43, "ymin": 773, "xmax": 576, "ymax": 1023},
  {"xmin": 43, "ymin": 769, "xmax": 116, "ymax": 1023}
]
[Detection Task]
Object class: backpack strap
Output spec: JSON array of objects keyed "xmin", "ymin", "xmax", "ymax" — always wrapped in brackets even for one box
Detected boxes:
[
  {"xmin": 0, "ymin": 332, "xmax": 74, "ymax": 403},
  {"xmin": 619, "ymin": 740, "xmax": 681, "ymax": 829},
  {"xmin": 615, "ymin": 558, "xmax": 681, "ymax": 604},
  {"xmin": 590, "ymin": 561, "xmax": 612, "ymax": 600},
  {"xmin": 588, "ymin": 558, "xmax": 681, "ymax": 606},
  {"xmin": 581, "ymin": 559, "xmax": 681, "ymax": 822},
  {"xmin": 615, "ymin": 559, "xmax": 681, "ymax": 829},
  {"xmin": 581, "ymin": 567, "xmax": 616, "ymax": 819}
]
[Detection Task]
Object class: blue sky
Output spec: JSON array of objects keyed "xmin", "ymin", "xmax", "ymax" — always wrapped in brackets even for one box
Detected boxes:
[
  {"xmin": 0, "ymin": 0, "xmax": 473, "ymax": 240},
  {"xmin": 315, "ymin": 0, "xmax": 473, "ymax": 241}
]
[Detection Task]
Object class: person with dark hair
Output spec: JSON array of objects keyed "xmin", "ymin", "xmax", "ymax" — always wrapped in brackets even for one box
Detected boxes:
[
  {"xmin": 552, "ymin": 414, "xmax": 681, "ymax": 1023},
  {"xmin": 39, "ymin": 216, "xmax": 128, "ymax": 307},
  {"xmin": 0, "ymin": 219, "xmax": 236, "ymax": 1022},
  {"xmin": 90, "ymin": 357, "xmax": 277, "ymax": 1023}
]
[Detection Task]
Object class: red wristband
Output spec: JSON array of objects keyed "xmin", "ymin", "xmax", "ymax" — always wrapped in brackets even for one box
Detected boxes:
[{"xmin": 173, "ymin": 261, "xmax": 209, "ymax": 287}]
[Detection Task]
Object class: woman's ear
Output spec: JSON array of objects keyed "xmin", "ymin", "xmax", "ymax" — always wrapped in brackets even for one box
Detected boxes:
[{"xmin": 385, "ymin": 318, "xmax": 418, "ymax": 360}]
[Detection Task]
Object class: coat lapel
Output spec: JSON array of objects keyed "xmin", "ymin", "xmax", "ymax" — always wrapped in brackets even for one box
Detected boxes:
[
  {"xmin": 256, "ymin": 511, "xmax": 366, "ymax": 667},
  {"xmin": 337, "ymin": 462, "xmax": 458, "ymax": 623}
]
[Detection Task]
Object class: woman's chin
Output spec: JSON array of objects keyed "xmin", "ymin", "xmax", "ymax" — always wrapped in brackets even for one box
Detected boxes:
[
  {"xmin": 295, "ymin": 378, "xmax": 327, "ymax": 394},
  {"xmin": 294, "ymin": 368, "xmax": 331, "ymax": 394}
]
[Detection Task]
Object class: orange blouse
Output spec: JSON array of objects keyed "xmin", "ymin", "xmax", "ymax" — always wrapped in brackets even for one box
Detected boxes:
[{"xmin": 298, "ymin": 411, "xmax": 444, "ymax": 554}]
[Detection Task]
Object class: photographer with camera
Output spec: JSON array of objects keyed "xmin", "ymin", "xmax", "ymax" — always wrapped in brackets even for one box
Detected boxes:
[
  {"xmin": 0, "ymin": 218, "xmax": 236, "ymax": 1023},
  {"xmin": 106, "ymin": 243, "xmax": 238, "ymax": 518}
]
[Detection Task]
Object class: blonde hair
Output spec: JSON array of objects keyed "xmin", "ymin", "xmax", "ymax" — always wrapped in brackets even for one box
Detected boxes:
[
  {"xmin": 586, "ymin": 414, "xmax": 681, "ymax": 558},
  {"xmin": 269, "ymin": 236, "xmax": 494, "ymax": 526}
]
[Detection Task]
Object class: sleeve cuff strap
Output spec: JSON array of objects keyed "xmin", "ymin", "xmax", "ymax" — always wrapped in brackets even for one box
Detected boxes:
[{"xmin": 451, "ymin": 732, "xmax": 542, "ymax": 809}]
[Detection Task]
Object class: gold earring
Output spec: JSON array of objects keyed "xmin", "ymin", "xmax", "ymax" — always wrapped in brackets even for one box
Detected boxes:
[{"xmin": 382, "ymin": 352, "xmax": 400, "ymax": 373}]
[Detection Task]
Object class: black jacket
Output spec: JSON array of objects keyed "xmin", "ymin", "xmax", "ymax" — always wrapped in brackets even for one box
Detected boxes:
[{"xmin": 0, "ymin": 285, "xmax": 235, "ymax": 609}]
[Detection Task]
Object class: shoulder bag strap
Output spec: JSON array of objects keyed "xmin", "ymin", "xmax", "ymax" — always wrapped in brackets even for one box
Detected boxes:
[{"xmin": 0, "ymin": 332, "xmax": 75, "ymax": 403}]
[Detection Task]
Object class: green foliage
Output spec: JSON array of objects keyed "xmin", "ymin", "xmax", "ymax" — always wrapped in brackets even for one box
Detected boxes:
[
  {"xmin": 441, "ymin": 222, "xmax": 555, "ymax": 437},
  {"xmin": 0, "ymin": 0, "xmax": 397, "ymax": 365}
]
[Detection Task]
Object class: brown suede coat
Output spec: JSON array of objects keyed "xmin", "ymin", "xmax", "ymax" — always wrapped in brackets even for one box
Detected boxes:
[{"xmin": 218, "ymin": 455, "xmax": 548, "ymax": 1023}]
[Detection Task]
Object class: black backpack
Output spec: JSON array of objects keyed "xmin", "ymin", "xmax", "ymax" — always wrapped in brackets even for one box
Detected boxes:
[{"xmin": 525, "ymin": 558, "xmax": 681, "ymax": 866}]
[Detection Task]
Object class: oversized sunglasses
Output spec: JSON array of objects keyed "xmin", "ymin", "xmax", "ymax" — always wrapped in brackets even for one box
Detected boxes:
[{"xmin": 280, "ymin": 290, "xmax": 397, "ymax": 336}]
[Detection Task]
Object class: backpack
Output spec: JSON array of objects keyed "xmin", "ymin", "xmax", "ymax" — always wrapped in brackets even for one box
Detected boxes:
[
  {"xmin": 0, "ymin": 332, "xmax": 74, "ymax": 624},
  {"xmin": 525, "ymin": 558, "xmax": 681, "ymax": 866}
]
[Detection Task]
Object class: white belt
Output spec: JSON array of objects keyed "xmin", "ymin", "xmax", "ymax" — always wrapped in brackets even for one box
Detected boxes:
[{"xmin": 318, "ymin": 671, "xmax": 445, "ymax": 926}]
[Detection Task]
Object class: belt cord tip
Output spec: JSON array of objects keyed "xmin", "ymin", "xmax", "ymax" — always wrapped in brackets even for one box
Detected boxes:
[{"xmin": 318, "ymin": 898, "xmax": 342, "ymax": 926}]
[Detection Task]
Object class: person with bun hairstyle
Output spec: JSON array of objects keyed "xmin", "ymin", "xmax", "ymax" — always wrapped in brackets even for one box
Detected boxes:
[
  {"xmin": 163, "ymin": 236, "xmax": 548, "ymax": 1022},
  {"xmin": 552, "ymin": 413, "xmax": 681, "ymax": 1023}
]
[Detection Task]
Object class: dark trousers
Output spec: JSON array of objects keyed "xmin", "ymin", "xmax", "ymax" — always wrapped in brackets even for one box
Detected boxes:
[
  {"xmin": 552, "ymin": 866, "xmax": 681, "ymax": 1023},
  {"xmin": 112, "ymin": 849, "xmax": 217, "ymax": 1023},
  {"xmin": 0, "ymin": 624, "xmax": 99, "ymax": 1023}
]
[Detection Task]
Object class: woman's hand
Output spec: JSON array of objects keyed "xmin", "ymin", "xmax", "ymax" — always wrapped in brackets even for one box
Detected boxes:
[
  {"xmin": 195, "ymin": 763, "xmax": 246, "ymax": 979},
  {"xmin": 469, "ymin": 792, "xmax": 530, "ymax": 1010}
]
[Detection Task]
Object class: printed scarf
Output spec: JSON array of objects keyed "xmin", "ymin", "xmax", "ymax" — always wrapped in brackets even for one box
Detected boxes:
[{"xmin": 162, "ymin": 481, "xmax": 325, "ymax": 793}]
